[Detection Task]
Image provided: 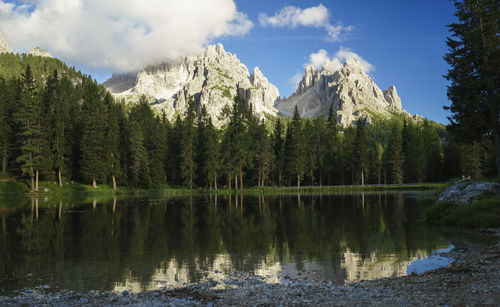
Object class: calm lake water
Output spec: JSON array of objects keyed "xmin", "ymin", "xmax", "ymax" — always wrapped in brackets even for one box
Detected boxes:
[{"xmin": 0, "ymin": 192, "xmax": 495, "ymax": 295}]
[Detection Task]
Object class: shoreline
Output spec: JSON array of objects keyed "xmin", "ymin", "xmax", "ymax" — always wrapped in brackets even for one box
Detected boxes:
[
  {"xmin": 0, "ymin": 180, "xmax": 445, "ymax": 197},
  {"xmin": 1, "ymin": 236, "xmax": 499, "ymax": 306}
]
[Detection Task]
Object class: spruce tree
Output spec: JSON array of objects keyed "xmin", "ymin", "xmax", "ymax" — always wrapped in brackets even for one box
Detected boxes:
[
  {"xmin": 79, "ymin": 77, "xmax": 106, "ymax": 187},
  {"xmin": 285, "ymin": 106, "xmax": 305, "ymax": 187},
  {"xmin": 353, "ymin": 119, "xmax": 368, "ymax": 185},
  {"xmin": 272, "ymin": 117, "xmax": 284, "ymax": 186},
  {"xmin": 387, "ymin": 124, "xmax": 404, "ymax": 184},
  {"xmin": 180, "ymin": 98, "xmax": 197, "ymax": 189},
  {"xmin": 444, "ymin": 0, "xmax": 500, "ymax": 175},
  {"xmin": 14, "ymin": 65, "xmax": 40, "ymax": 191},
  {"xmin": 254, "ymin": 120, "xmax": 272, "ymax": 187},
  {"xmin": 128, "ymin": 122, "xmax": 151, "ymax": 188}
]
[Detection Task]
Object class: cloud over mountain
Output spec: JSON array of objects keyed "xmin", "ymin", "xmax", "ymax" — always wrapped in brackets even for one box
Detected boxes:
[
  {"xmin": 258, "ymin": 4, "xmax": 352, "ymax": 41},
  {"xmin": 0, "ymin": 0, "xmax": 252, "ymax": 72},
  {"xmin": 307, "ymin": 48, "xmax": 374, "ymax": 74}
]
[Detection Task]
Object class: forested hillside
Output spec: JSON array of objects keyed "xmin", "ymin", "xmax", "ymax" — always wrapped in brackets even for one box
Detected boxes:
[{"xmin": 0, "ymin": 54, "xmax": 496, "ymax": 191}]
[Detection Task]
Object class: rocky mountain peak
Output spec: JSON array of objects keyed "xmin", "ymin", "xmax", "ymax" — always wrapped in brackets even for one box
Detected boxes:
[
  {"xmin": 0, "ymin": 31, "xmax": 13, "ymax": 54},
  {"xmin": 28, "ymin": 47, "xmax": 53, "ymax": 58},
  {"xmin": 105, "ymin": 43, "xmax": 279, "ymax": 126},
  {"xmin": 276, "ymin": 58, "xmax": 410, "ymax": 127}
]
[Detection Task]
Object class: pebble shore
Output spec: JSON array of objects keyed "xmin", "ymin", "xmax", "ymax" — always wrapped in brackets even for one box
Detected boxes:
[{"xmin": 1, "ymin": 239, "xmax": 499, "ymax": 306}]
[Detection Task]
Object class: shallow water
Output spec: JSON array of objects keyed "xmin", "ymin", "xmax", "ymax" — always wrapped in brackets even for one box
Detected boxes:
[{"xmin": 0, "ymin": 192, "xmax": 495, "ymax": 294}]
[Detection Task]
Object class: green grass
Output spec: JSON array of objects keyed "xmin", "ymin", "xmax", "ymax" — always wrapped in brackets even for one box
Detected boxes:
[
  {"xmin": 0, "ymin": 180, "xmax": 445, "ymax": 197},
  {"xmin": 424, "ymin": 198, "xmax": 500, "ymax": 228},
  {"xmin": 0, "ymin": 181, "xmax": 29, "ymax": 194}
]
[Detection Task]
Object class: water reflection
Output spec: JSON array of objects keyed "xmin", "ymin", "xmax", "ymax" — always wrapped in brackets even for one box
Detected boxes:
[{"xmin": 0, "ymin": 193, "xmax": 470, "ymax": 294}]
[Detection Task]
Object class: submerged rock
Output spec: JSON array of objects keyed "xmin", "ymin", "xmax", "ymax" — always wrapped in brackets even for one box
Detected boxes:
[{"xmin": 438, "ymin": 181, "xmax": 500, "ymax": 205}]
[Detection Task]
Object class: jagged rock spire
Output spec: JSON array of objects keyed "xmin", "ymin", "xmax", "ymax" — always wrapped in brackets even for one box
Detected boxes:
[{"xmin": 0, "ymin": 31, "xmax": 13, "ymax": 54}]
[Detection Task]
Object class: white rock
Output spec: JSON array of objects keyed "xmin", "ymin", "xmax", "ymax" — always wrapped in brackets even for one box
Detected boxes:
[
  {"xmin": 28, "ymin": 47, "xmax": 53, "ymax": 58},
  {"xmin": 0, "ymin": 31, "xmax": 13, "ymax": 54},
  {"xmin": 276, "ymin": 58, "xmax": 412, "ymax": 127},
  {"xmin": 438, "ymin": 181, "xmax": 500, "ymax": 205},
  {"xmin": 104, "ymin": 43, "xmax": 279, "ymax": 126}
]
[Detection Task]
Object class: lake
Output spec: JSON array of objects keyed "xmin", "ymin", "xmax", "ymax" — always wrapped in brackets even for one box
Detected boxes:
[{"xmin": 0, "ymin": 192, "xmax": 494, "ymax": 295}]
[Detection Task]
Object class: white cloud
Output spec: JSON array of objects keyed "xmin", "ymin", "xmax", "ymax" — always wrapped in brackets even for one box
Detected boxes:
[
  {"xmin": 307, "ymin": 48, "xmax": 374, "ymax": 73},
  {"xmin": 287, "ymin": 72, "xmax": 303, "ymax": 89},
  {"xmin": 0, "ymin": 0, "xmax": 253, "ymax": 72},
  {"xmin": 258, "ymin": 4, "xmax": 351, "ymax": 41}
]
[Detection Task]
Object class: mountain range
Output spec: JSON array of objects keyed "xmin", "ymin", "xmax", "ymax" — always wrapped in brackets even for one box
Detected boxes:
[{"xmin": 1, "ymin": 32, "xmax": 416, "ymax": 126}]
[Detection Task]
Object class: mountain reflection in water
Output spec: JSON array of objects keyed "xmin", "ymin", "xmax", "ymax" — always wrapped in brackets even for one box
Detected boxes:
[{"xmin": 0, "ymin": 193, "xmax": 450, "ymax": 294}]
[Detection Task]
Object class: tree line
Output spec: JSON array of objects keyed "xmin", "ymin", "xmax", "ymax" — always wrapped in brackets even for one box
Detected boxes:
[{"xmin": 0, "ymin": 62, "xmax": 496, "ymax": 191}]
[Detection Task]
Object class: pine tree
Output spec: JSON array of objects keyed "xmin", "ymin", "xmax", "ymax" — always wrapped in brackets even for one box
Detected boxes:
[
  {"xmin": 128, "ymin": 122, "xmax": 151, "ymax": 188},
  {"xmin": 0, "ymin": 78, "xmax": 15, "ymax": 177},
  {"xmin": 387, "ymin": 124, "xmax": 404, "ymax": 184},
  {"xmin": 103, "ymin": 93, "xmax": 122, "ymax": 189},
  {"xmin": 444, "ymin": 0, "xmax": 500, "ymax": 175},
  {"xmin": 326, "ymin": 105, "xmax": 342, "ymax": 185},
  {"xmin": 167, "ymin": 115, "xmax": 183, "ymax": 185},
  {"xmin": 79, "ymin": 77, "xmax": 107, "ymax": 187},
  {"xmin": 423, "ymin": 120, "xmax": 442, "ymax": 182},
  {"xmin": 180, "ymin": 98, "xmax": 197, "ymax": 189},
  {"xmin": 353, "ymin": 119, "xmax": 368, "ymax": 185},
  {"xmin": 254, "ymin": 120, "xmax": 272, "ymax": 187},
  {"xmin": 197, "ymin": 105, "xmax": 219, "ymax": 190},
  {"xmin": 272, "ymin": 117, "xmax": 284, "ymax": 186},
  {"xmin": 14, "ymin": 65, "xmax": 40, "ymax": 191},
  {"xmin": 285, "ymin": 106, "xmax": 305, "ymax": 187},
  {"xmin": 149, "ymin": 117, "xmax": 168, "ymax": 186}
]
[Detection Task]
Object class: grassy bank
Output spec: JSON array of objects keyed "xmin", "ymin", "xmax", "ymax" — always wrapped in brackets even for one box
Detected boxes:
[
  {"xmin": 425, "ymin": 198, "xmax": 500, "ymax": 228},
  {"xmin": 0, "ymin": 180, "xmax": 446, "ymax": 197}
]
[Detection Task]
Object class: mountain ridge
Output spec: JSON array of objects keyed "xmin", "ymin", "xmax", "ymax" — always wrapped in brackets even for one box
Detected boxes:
[
  {"xmin": 276, "ymin": 58, "xmax": 416, "ymax": 127},
  {"xmin": 104, "ymin": 43, "xmax": 280, "ymax": 126}
]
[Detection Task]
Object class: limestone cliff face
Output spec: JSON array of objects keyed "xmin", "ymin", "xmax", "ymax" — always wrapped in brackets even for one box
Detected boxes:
[
  {"xmin": 104, "ymin": 44, "xmax": 279, "ymax": 126},
  {"xmin": 28, "ymin": 47, "xmax": 53, "ymax": 58},
  {"xmin": 276, "ymin": 58, "xmax": 412, "ymax": 127},
  {"xmin": 0, "ymin": 32, "xmax": 13, "ymax": 54}
]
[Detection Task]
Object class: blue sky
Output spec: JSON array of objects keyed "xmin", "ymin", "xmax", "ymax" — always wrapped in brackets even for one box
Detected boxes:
[
  {"xmin": 217, "ymin": 0, "xmax": 457, "ymax": 124},
  {"xmin": 0, "ymin": 0, "xmax": 457, "ymax": 124}
]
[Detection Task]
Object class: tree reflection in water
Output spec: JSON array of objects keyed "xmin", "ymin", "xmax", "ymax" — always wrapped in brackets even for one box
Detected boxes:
[{"xmin": 0, "ymin": 193, "xmax": 452, "ymax": 294}]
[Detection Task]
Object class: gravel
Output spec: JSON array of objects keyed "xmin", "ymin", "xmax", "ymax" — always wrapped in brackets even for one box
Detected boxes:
[{"xmin": 1, "ymin": 237, "xmax": 499, "ymax": 306}]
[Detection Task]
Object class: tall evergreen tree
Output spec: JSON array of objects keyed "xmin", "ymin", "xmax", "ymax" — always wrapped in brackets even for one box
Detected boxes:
[
  {"xmin": 386, "ymin": 124, "xmax": 405, "ymax": 184},
  {"xmin": 254, "ymin": 120, "xmax": 272, "ymax": 187},
  {"xmin": 353, "ymin": 119, "xmax": 369, "ymax": 185},
  {"xmin": 103, "ymin": 93, "xmax": 122, "ymax": 189},
  {"xmin": 285, "ymin": 106, "xmax": 305, "ymax": 187},
  {"xmin": 180, "ymin": 98, "xmax": 197, "ymax": 189},
  {"xmin": 14, "ymin": 65, "xmax": 40, "ymax": 191},
  {"xmin": 272, "ymin": 117, "xmax": 284, "ymax": 186},
  {"xmin": 326, "ymin": 106, "xmax": 342, "ymax": 185},
  {"xmin": 444, "ymin": 0, "xmax": 500, "ymax": 175},
  {"xmin": 128, "ymin": 122, "xmax": 151, "ymax": 188},
  {"xmin": 79, "ymin": 77, "xmax": 107, "ymax": 187}
]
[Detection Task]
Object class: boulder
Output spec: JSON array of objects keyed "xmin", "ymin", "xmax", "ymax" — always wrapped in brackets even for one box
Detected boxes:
[{"xmin": 438, "ymin": 181, "xmax": 500, "ymax": 205}]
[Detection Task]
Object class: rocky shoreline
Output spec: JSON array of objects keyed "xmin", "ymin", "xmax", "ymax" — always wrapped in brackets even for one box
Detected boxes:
[{"xmin": 1, "ymin": 239, "xmax": 499, "ymax": 306}]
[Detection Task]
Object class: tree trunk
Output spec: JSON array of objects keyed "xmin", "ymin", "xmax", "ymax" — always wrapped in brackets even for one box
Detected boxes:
[
  {"xmin": 30, "ymin": 173, "xmax": 35, "ymax": 193},
  {"xmin": 493, "ymin": 128, "xmax": 500, "ymax": 176},
  {"xmin": 228, "ymin": 175, "xmax": 231, "ymax": 190},
  {"xmin": 35, "ymin": 170, "xmax": 39, "ymax": 192},
  {"xmin": 58, "ymin": 169, "xmax": 63, "ymax": 187},
  {"xmin": 235, "ymin": 175, "xmax": 237, "ymax": 191},
  {"xmin": 214, "ymin": 175, "xmax": 217, "ymax": 191},
  {"xmin": 92, "ymin": 178, "xmax": 97, "ymax": 188},
  {"xmin": 361, "ymin": 169, "xmax": 364, "ymax": 186},
  {"xmin": 112, "ymin": 174, "xmax": 117, "ymax": 190},
  {"xmin": 1, "ymin": 149, "xmax": 6, "ymax": 176},
  {"xmin": 297, "ymin": 174, "xmax": 300, "ymax": 188},
  {"xmin": 239, "ymin": 162, "xmax": 243, "ymax": 190}
]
